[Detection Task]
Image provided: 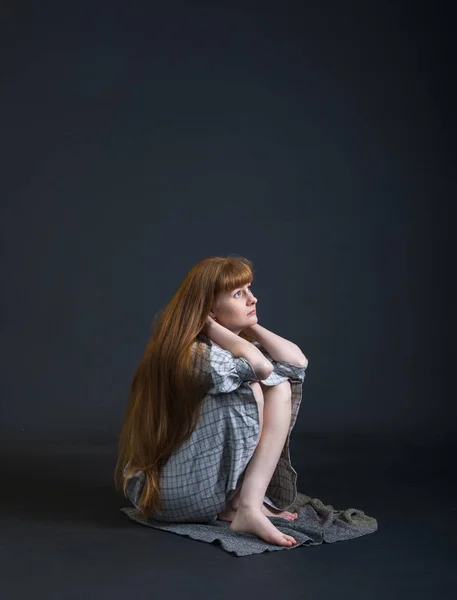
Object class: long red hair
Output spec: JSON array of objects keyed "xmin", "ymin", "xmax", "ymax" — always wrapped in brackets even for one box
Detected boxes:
[{"xmin": 114, "ymin": 255, "xmax": 257, "ymax": 519}]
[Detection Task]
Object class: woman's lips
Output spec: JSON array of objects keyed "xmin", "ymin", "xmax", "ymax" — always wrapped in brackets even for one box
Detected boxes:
[{"xmin": 248, "ymin": 309, "xmax": 257, "ymax": 315}]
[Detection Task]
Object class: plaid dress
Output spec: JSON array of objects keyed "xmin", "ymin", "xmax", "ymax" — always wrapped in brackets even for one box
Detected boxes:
[{"xmin": 125, "ymin": 332, "xmax": 308, "ymax": 524}]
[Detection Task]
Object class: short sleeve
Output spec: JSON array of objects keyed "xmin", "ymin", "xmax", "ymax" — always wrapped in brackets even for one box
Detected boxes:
[
  {"xmin": 191, "ymin": 334, "xmax": 258, "ymax": 394},
  {"xmin": 206, "ymin": 342, "xmax": 259, "ymax": 394},
  {"xmin": 252, "ymin": 341, "xmax": 307, "ymax": 385}
]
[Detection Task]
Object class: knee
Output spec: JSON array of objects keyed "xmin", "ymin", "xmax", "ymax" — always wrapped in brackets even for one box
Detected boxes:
[{"xmin": 268, "ymin": 380, "xmax": 292, "ymax": 401}]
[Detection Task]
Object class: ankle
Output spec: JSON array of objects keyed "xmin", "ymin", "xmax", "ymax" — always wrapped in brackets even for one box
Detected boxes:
[{"xmin": 237, "ymin": 498, "xmax": 263, "ymax": 512}]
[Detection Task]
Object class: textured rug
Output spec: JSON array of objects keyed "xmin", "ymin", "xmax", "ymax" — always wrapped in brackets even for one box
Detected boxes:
[{"xmin": 120, "ymin": 491, "xmax": 378, "ymax": 556}]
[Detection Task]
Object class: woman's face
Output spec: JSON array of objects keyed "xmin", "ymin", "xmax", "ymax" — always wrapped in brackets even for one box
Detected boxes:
[{"xmin": 210, "ymin": 281, "xmax": 258, "ymax": 335}]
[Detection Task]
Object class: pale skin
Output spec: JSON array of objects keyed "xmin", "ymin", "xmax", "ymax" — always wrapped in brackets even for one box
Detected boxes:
[{"xmin": 204, "ymin": 281, "xmax": 308, "ymax": 547}]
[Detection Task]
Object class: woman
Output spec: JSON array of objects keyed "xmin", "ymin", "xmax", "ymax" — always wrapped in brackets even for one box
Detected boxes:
[{"xmin": 115, "ymin": 255, "xmax": 308, "ymax": 547}]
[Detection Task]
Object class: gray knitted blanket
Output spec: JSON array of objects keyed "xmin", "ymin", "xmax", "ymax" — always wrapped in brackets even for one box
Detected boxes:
[{"xmin": 120, "ymin": 491, "xmax": 378, "ymax": 556}]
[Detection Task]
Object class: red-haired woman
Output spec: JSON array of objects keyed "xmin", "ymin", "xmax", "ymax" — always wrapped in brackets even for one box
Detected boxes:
[{"xmin": 115, "ymin": 255, "xmax": 308, "ymax": 548}]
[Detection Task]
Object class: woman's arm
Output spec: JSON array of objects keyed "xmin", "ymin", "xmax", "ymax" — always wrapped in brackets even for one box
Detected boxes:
[
  {"xmin": 202, "ymin": 318, "xmax": 273, "ymax": 380},
  {"xmin": 243, "ymin": 323, "xmax": 307, "ymax": 367}
]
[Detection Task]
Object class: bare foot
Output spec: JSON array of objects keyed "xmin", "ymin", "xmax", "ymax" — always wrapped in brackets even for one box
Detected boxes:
[
  {"xmin": 229, "ymin": 506, "xmax": 298, "ymax": 547},
  {"xmin": 217, "ymin": 503, "xmax": 298, "ymax": 523},
  {"xmin": 217, "ymin": 507, "xmax": 238, "ymax": 522},
  {"xmin": 262, "ymin": 504, "xmax": 299, "ymax": 520}
]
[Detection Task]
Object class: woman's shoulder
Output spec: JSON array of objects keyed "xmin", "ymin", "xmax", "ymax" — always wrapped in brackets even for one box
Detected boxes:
[
  {"xmin": 196, "ymin": 332, "xmax": 212, "ymax": 346},
  {"xmin": 190, "ymin": 333, "xmax": 213, "ymax": 362}
]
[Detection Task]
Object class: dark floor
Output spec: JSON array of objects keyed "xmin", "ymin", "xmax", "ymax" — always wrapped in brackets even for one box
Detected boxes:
[{"xmin": 1, "ymin": 434, "xmax": 455, "ymax": 600}]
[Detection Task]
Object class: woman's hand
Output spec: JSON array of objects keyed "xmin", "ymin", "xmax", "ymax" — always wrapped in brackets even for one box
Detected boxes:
[{"xmin": 202, "ymin": 314, "xmax": 217, "ymax": 335}]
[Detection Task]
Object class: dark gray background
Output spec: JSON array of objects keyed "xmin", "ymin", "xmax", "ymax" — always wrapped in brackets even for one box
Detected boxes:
[
  {"xmin": 1, "ymin": 0, "xmax": 455, "ymax": 445},
  {"xmin": 1, "ymin": 3, "xmax": 456, "ymax": 598}
]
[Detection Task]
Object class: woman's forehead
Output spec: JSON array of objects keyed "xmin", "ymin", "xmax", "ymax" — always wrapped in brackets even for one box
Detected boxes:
[{"xmin": 230, "ymin": 281, "xmax": 252, "ymax": 292}]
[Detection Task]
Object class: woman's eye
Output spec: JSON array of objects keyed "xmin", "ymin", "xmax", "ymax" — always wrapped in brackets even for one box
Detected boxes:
[{"xmin": 235, "ymin": 286, "xmax": 252, "ymax": 297}]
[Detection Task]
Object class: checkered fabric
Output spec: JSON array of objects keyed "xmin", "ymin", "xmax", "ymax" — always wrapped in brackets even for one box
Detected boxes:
[{"xmin": 124, "ymin": 332, "xmax": 307, "ymax": 523}]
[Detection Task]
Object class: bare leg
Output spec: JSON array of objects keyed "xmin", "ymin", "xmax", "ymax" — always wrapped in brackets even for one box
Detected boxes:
[
  {"xmin": 219, "ymin": 382, "xmax": 297, "ymax": 521},
  {"xmin": 229, "ymin": 381, "xmax": 298, "ymax": 547}
]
